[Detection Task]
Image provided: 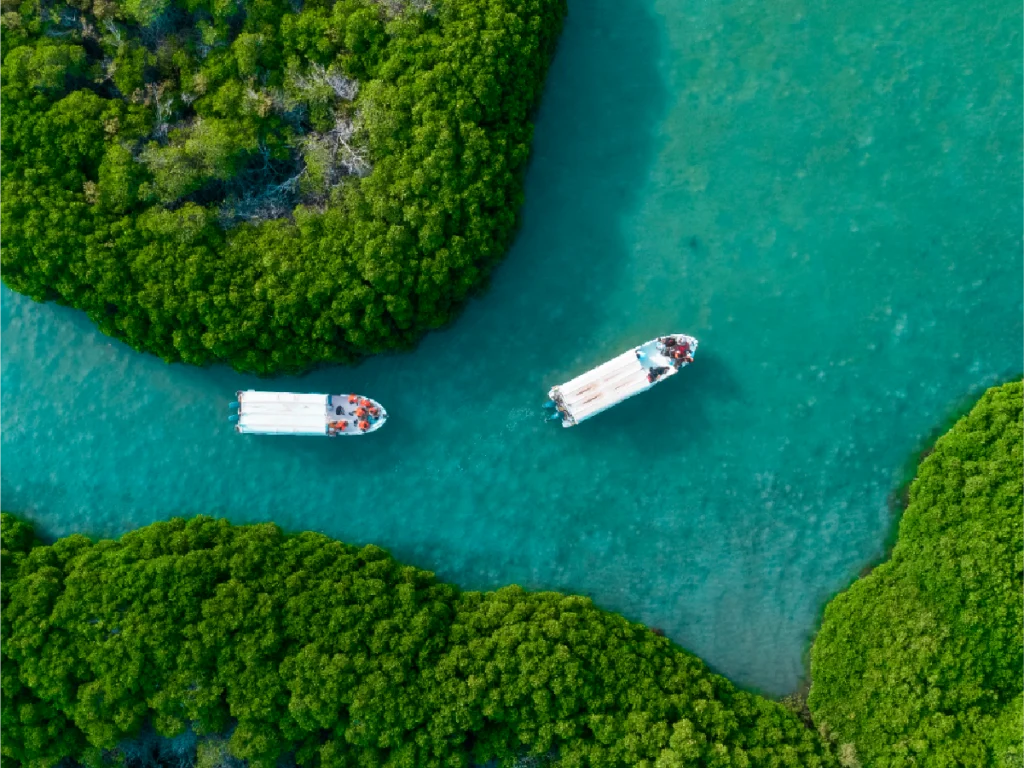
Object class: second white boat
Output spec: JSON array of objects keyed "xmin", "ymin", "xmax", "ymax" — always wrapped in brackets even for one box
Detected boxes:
[{"xmin": 546, "ymin": 334, "xmax": 698, "ymax": 427}]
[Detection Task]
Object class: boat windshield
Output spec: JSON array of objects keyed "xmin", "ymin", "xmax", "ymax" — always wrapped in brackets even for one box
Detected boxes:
[{"xmin": 636, "ymin": 340, "xmax": 672, "ymax": 369}]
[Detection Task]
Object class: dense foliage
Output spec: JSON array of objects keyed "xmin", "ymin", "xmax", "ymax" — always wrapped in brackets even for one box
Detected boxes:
[
  {"xmin": 808, "ymin": 381, "xmax": 1024, "ymax": 767},
  {"xmin": 1, "ymin": 513, "xmax": 836, "ymax": 768},
  {"xmin": 1, "ymin": 0, "xmax": 564, "ymax": 373}
]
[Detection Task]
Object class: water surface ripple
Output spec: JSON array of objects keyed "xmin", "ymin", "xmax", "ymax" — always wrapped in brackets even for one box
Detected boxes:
[{"xmin": 2, "ymin": 0, "xmax": 1021, "ymax": 695}]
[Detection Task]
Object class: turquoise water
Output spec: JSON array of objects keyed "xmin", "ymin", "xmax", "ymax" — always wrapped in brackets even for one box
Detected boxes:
[{"xmin": 2, "ymin": 0, "xmax": 1021, "ymax": 696}]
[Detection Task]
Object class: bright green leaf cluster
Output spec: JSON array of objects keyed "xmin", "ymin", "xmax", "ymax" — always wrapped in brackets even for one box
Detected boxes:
[
  {"xmin": 1, "ymin": 514, "xmax": 835, "ymax": 768},
  {"xmin": 0, "ymin": 0, "xmax": 565, "ymax": 373},
  {"xmin": 808, "ymin": 381, "xmax": 1024, "ymax": 767}
]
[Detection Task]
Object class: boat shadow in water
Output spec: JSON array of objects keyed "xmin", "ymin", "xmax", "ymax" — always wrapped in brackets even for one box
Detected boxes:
[{"xmin": 579, "ymin": 350, "xmax": 742, "ymax": 457}]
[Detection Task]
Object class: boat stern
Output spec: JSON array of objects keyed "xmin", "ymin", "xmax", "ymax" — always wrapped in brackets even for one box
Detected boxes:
[{"xmin": 546, "ymin": 386, "xmax": 576, "ymax": 427}]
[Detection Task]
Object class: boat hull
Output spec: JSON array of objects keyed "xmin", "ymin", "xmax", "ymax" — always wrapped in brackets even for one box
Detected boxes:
[{"xmin": 548, "ymin": 334, "xmax": 697, "ymax": 427}]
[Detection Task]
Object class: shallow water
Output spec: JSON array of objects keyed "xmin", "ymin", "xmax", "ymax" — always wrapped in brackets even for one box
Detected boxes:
[{"xmin": 2, "ymin": 0, "xmax": 1021, "ymax": 695}]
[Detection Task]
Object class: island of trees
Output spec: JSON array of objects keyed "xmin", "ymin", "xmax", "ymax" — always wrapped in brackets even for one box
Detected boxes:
[
  {"xmin": 1, "ymin": 515, "xmax": 836, "ymax": 768},
  {"xmin": 1, "ymin": 0, "xmax": 565, "ymax": 373},
  {"xmin": 809, "ymin": 380, "xmax": 1022, "ymax": 767}
]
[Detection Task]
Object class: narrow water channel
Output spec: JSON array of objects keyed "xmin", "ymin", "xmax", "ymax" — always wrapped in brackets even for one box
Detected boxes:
[{"xmin": 2, "ymin": 0, "xmax": 1021, "ymax": 695}]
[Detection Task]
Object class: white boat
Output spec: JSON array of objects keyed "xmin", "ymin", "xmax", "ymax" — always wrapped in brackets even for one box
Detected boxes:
[
  {"xmin": 546, "ymin": 334, "xmax": 698, "ymax": 427},
  {"xmin": 230, "ymin": 391, "xmax": 387, "ymax": 436}
]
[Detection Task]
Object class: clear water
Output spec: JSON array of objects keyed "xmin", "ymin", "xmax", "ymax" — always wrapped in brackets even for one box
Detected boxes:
[{"xmin": 2, "ymin": 0, "xmax": 1021, "ymax": 696}]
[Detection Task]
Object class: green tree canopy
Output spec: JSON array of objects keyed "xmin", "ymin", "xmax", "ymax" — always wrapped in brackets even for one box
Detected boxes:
[
  {"xmin": 1, "ymin": 513, "xmax": 835, "ymax": 768},
  {"xmin": 1, "ymin": 0, "xmax": 565, "ymax": 373},
  {"xmin": 808, "ymin": 380, "xmax": 1024, "ymax": 767}
]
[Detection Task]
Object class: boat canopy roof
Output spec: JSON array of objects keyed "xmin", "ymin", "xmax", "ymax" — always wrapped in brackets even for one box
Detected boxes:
[
  {"xmin": 557, "ymin": 350, "xmax": 652, "ymax": 424},
  {"xmin": 240, "ymin": 392, "xmax": 328, "ymax": 406},
  {"xmin": 237, "ymin": 391, "xmax": 329, "ymax": 435}
]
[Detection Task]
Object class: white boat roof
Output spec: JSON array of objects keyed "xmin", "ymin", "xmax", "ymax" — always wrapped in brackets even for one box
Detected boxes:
[
  {"xmin": 557, "ymin": 349, "xmax": 653, "ymax": 424},
  {"xmin": 237, "ymin": 391, "xmax": 329, "ymax": 435},
  {"xmin": 240, "ymin": 392, "xmax": 328, "ymax": 405}
]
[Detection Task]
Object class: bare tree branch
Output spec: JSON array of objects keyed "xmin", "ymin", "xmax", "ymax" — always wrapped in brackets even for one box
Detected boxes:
[
  {"xmin": 301, "ymin": 112, "xmax": 371, "ymax": 194},
  {"xmin": 371, "ymin": 0, "xmax": 435, "ymax": 18},
  {"xmin": 291, "ymin": 63, "xmax": 359, "ymax": 101},
  {"xmin": 143, "ymin": 83, "xmax": 175, "ymax": 140},
  {"xmin": 103, "ymin": 19, "xmax": 123, "ymax": 43}
]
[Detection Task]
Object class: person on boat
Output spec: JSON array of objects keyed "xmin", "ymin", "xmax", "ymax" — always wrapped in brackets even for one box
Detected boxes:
[{"xmin": 647, "ymin": 366, "xmax": 667, "ymax": 383}]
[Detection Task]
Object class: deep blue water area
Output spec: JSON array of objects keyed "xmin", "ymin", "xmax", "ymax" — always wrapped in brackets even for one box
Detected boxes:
[{"xmin": 2, "ymin": 0, "xmax": 1021, "ymax": 695}]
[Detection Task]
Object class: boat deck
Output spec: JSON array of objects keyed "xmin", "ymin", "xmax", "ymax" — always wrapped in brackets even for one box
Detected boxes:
[
  {"xmin": 325, "ymin": 395, "xmax": 387, "ymax": 435},
  {"xmin": 555, "ymin": 350, "xmax": 652, "ymax": 424}
]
